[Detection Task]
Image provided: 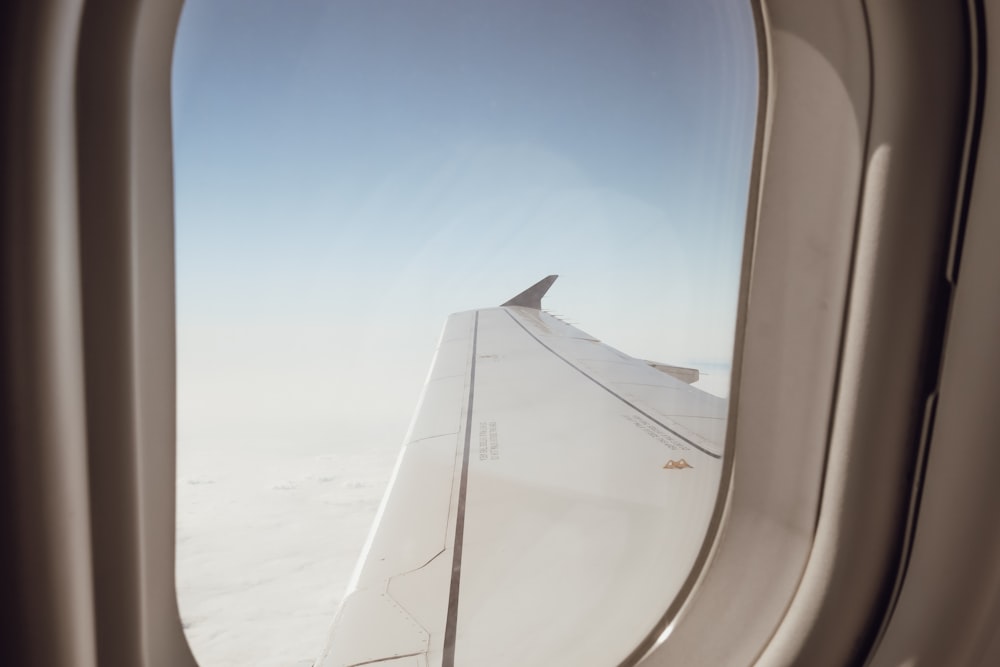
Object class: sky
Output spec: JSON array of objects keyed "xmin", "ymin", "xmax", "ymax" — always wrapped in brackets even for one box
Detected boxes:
[{"xmin": 171, "ymin": 1, "xmax": 757, "ymax": 665}]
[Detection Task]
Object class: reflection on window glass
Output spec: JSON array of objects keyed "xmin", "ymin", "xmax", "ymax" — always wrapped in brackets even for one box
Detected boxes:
[{"xmin": 172, "ymin": 1, "xmax": 756, "ymax": 665}]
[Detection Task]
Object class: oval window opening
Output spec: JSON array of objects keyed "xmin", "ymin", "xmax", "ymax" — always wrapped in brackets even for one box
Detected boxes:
[{"xmin": 172, "ymin": 1, "xmax": 758, "ymax": 665}]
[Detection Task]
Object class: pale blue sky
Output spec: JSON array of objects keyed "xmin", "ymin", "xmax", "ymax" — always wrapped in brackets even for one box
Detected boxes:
[{"xmin": 172, "ymin": 0, "xmax": 758, "ymax": 453}]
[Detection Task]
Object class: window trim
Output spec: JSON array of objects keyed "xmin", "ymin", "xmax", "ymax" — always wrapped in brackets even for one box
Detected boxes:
[{"xmin": 644, "ymin": 2, "xmax": 977, "ymax": 665}]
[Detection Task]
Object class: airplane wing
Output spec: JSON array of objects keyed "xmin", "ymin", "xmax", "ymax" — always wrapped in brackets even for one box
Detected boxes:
[{"xmin": 319, "ymin": 276, "xmax": 727, "ymax": 667}]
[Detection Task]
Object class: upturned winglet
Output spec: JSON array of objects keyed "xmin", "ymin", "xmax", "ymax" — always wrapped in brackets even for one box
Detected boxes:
[{"xmin": 501, "ymin": 275, "xmax": 558, "ymax": 309}]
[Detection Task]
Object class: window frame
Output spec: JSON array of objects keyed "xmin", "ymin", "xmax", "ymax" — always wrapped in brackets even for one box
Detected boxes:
[{"xmin": 0, "ymin": 1, "xmax": 989, "ymax": 665}]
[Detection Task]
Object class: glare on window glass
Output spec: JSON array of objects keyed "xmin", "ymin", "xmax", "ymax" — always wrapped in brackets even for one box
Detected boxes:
[{"xmin": 172, "ymin": 1, "xmax": 757, "ymax": 665}]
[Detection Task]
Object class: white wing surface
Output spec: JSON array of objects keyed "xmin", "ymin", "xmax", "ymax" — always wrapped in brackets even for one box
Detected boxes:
[{"xmin": 320, "ymin": 277, "xmax": 726, "ymax": 667}]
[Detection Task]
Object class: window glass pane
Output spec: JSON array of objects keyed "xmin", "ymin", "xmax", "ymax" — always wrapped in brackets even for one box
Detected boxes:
[{"xmin": 173, "ymin": 1, "xmax": 757, "ymax": 665}]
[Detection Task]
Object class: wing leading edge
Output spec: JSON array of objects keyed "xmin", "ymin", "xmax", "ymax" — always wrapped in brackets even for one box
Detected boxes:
[{"xmin": 319, "ymin": 278, "xmax": 726, "ymax": 667}]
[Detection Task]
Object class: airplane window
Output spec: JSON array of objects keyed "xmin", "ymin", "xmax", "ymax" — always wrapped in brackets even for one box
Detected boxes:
[{"xmin": 172, "ymin": 1, "xmax": 757, "ymax": 665}]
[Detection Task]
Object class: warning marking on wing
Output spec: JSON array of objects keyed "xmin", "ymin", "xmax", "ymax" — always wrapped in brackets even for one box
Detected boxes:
[
  {"xmin": 663, "ymin": 459, "xmax": 693, "ymax": 470},
  {"xmin": 478, "ymin": 421, "xmax": 500, "ymax": 461}
]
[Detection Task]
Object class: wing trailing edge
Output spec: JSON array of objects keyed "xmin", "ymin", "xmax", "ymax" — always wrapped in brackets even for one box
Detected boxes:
[
  {"xmin": 645, "ymin": 361, "xmax": 700, "ymax": 384},
  {"xmin": 501, "ymin": 274, "xmax": 558, "ymax": 309}
]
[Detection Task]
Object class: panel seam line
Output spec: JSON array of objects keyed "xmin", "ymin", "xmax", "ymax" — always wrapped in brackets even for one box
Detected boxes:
[{"xmin": 442, "ymin": 310, "xmax": 479, "ymax": 665}]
